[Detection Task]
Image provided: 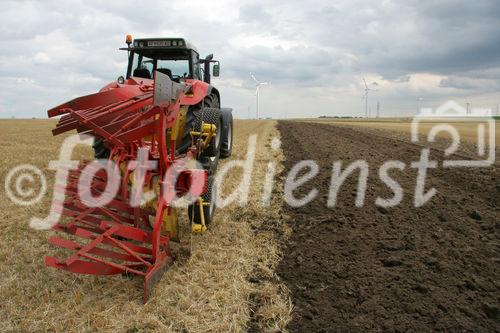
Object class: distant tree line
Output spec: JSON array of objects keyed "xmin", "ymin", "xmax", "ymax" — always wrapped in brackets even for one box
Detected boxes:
[{"xmin": 318, "ymin": 116, "xmax": 361, "ymax": 119}]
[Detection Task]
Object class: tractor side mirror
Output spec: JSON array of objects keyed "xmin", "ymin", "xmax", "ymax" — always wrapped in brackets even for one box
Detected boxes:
[
  {"xmin": 205, "ymin": 54, "xmax": 214, "ymax": 61},
  {"xmin": 213, "ymin": 64, "xmax": 220, "ymax": 77}
]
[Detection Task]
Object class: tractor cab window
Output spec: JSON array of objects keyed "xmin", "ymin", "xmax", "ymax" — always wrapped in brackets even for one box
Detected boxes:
[
  {"xmin": 129, "ymin": 51, "xmax": 192, "ymax": 80},
  {"xmin": 131, "ymin": 54, "xmax": 154, "ymax": 79},
  {"xmin": 156, "ymin": 59, "xmax": 190, "ymax": 79}
]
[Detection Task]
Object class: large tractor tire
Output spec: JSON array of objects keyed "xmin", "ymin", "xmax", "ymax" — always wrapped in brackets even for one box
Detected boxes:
[
  {"xmin": 195, "ymin": 107, "xmax": 222, "ymax": 174},
  {"xmin": 177, "ymin": 93, "xmax": 219, "ymax": 155},
  {"xmin": 204, "ymin": 93, "xmax": 220, "ymax": 110},
  {"xmin": 195, "ymin": 107, "xmax": 222, "ymax": 157},
  {"xmin": 188, "ymin": 175, "xmax": 217, "ymax": 225},
  {"xmin": 220, "ymin": 108, "xmax": 233, "ymax": 159}
]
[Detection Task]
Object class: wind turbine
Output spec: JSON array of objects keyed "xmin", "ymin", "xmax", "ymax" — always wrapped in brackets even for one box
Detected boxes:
[
  {"xmin": 416, "ymin": 97, "xmax": 423, "ymax": 114},
  {"xmin": 250, "ymin": 72, "xmax": 269, "ymax": 119},
  {"xmin": 363, "ymin": 78, "xmax": 378, "ymax": 118}
]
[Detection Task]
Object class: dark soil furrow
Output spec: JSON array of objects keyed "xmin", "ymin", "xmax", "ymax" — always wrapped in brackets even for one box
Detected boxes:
[{"xmin": 277, "ymin": 121, "xmax": 499, "ymax": 332}]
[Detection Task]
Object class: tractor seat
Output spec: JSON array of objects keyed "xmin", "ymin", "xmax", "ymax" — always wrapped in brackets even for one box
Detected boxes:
[
  {"xmin": 133, "ymin": 68, "xmax": 151, "ymax": 79},
  {"xmin": 157, "ymin": 68, "xmax": 173, "ymax": 79}
]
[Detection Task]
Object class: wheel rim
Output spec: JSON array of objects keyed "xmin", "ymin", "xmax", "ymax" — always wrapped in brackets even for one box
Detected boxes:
[{"xmin": 214, "ymin": 119, "xmax": 221, "ymax": 149}]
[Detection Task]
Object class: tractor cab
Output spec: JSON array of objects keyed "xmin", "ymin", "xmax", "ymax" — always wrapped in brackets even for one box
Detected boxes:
[{"xmin": 121, "ymin": 37, "xmax": 220, "ymax": 84}]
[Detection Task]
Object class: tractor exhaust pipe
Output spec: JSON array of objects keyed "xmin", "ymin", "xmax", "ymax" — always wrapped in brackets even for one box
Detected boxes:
[{"xmin": 202, "ymin": 54, "xmax": 213, "ymax": 84}]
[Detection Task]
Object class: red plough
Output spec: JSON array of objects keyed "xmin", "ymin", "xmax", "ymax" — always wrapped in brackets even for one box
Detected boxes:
[
  {"xmin": 44, "ymin": 36, "xmax": 233, "ymax": 302},
  {"xmin": 46, "ymin": 72, "xmax": 206, "ymax": 302}
]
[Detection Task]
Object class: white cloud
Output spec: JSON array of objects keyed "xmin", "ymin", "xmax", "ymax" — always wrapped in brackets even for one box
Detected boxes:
[
  {"xmin": 33, "ymin": 52, "xmax": 51, "ymax": 64},
  {"xmin": 0, "ymin": 0, "xmax": 498, "ymax": 119},
  {"xmin": 16, "ymin": 77, "xmax": 36, "ymax": 84}
]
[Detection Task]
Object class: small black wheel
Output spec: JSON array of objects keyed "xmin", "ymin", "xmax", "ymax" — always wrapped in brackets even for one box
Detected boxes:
[
  {"xmin": 198, "ymin": 154, "xmax": 219, "ymax": 176},
  {"xmin": 220, "ymin": 109, "xmax": 233, "ymax": 159},
  {"xmin": 188, "ymin": 175, "xmax": 217, "ymax": 225},
  {"xmin": 92, "ymin": 137, "xmax": 110, "ymax": 159}
]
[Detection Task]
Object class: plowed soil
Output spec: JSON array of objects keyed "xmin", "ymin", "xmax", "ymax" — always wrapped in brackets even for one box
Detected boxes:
[{"xmin": 277, "ymin": 121, "xmax": 499, "ymax": 332}]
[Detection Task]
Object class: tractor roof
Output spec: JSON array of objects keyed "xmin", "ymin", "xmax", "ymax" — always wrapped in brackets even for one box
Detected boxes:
[{"xmin": 120, "ymin": 38, "xmax": 199, "ymax": 53}]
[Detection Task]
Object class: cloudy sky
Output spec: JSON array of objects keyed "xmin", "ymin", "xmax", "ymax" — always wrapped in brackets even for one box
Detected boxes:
[{"xmin": 1, "ymin": 0, "xmax": 499, "ymax": 119}]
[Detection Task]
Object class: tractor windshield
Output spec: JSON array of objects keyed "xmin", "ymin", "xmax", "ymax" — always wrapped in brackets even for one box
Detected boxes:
[
  {"xmin": 157, "ymin": 59, "xmax": 190, "ymax": 78},
  {"xmin": 130, "ymin": 51, "xmax": 190, "ymax": 80}
]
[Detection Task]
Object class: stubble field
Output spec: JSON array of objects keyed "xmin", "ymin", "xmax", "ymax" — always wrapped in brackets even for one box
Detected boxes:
[{"xmin": 0, "ymin": 119, "xmax": 291, "ymax": 332}]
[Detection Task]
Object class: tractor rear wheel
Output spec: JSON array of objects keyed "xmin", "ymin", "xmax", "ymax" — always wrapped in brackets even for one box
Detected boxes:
[
  {"xmin": 188, "ymin": 175, "xmax": 217, "ymax": 225},
  {"xmin": 195, "ymin": 108, "xmax": 222, "ymax": 174},
  {"xmin": 177, "ymin": 93, "xmax": 219, "ymax": 155},
  {"xmin": 196, "ymin": 107, "xmax": 222, "ymax": 157},
  {"xmin": 205, "ymin": 94, "xmax": 219, "ymax": 110},
  {"xmin": 220, "ymin": 109, "xmax": 233, "ymax": 159}
]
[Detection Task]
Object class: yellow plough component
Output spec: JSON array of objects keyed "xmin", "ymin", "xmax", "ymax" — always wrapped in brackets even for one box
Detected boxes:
[
  {"xmin": 191, "ymin": 197, "xmax": 209, "ymax": 234},
  {"xmin": 189, "ymin": 121, "xmax": 216, "ymax": 234},
  {"xmin": 141, "ymin": 181, "xmax": 180, "ymax": 242},
  {"xmin": 190, "ymin": 122, "xmax": 217, "ymax": 150},
  {"xmin": 129, "ymin": 117, "xmax": 215, "ymax": 237},
  {"xmin": 161, "ymin": 207, "xmax": 179, "ymax": 241}
]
